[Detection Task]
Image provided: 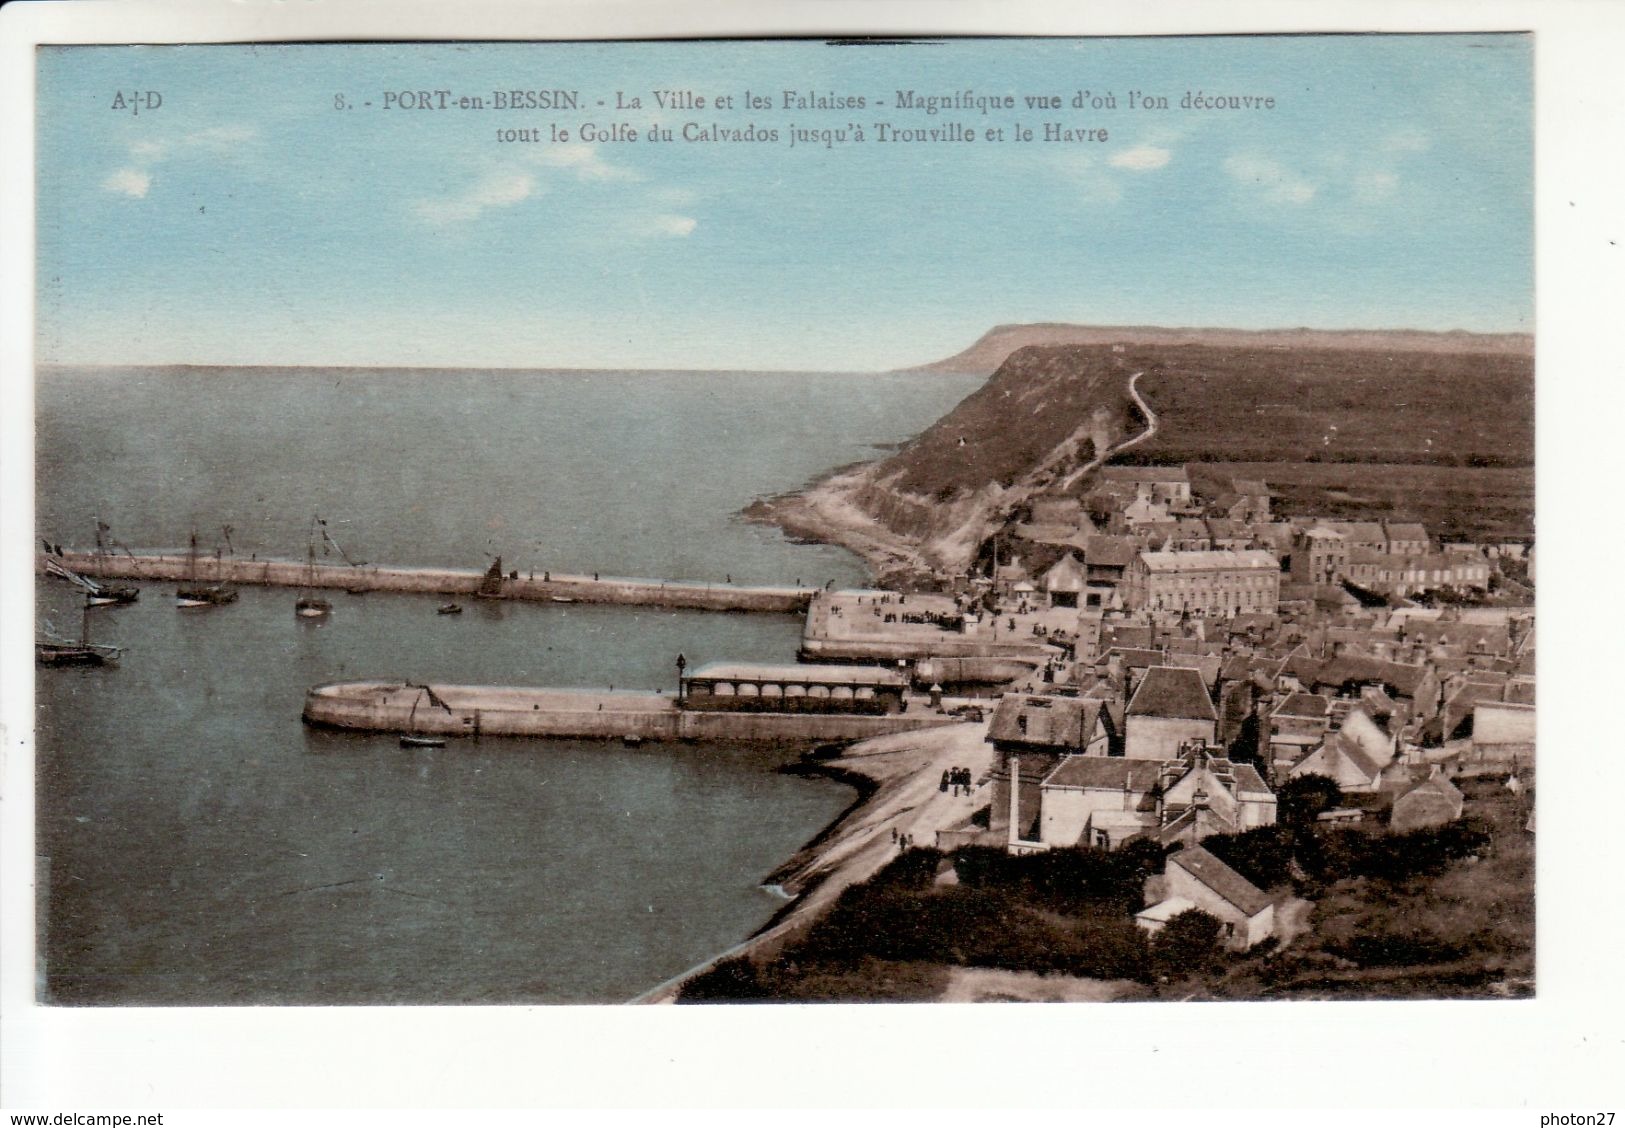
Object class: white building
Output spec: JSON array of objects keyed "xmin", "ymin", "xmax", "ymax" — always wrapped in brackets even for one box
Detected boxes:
[{"xmin": 1123, "ymin": 549, "xmax": 1281, "ymax": 618}]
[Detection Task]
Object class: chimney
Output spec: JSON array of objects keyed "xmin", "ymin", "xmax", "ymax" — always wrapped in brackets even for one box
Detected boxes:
[{"xmin": 1008, "ymin": 755, "xmax": 1022, "ymax": 847}]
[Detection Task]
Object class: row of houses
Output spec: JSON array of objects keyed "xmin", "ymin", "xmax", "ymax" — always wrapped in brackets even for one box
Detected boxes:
[
  {"xmin": 972, "ymin": 658, "xmax": 1518, "ymax": 950},
  {"xmin": 1017, "ymin": 520, "xmax": 1498, "ymax": 623}
]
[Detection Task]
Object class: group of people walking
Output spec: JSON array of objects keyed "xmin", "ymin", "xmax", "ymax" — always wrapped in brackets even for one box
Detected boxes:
[{"xmin": 940, "ymin": 766, "xmax": 974, "ymax": 796}]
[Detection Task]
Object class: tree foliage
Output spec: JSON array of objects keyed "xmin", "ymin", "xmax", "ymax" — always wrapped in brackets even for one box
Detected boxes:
[
  {"xmin": 1152, "ymin": 909, "xmax": 1224, "ymax": 975},
  {"xmin": 1277, "ymin": 773, "xmax": 1344, "ymax": 825}
]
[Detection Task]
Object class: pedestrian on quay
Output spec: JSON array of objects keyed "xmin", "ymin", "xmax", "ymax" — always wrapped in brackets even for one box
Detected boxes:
[{"xmin": 940, "ymin": 770, "xmax": 950, "ymax": 792}]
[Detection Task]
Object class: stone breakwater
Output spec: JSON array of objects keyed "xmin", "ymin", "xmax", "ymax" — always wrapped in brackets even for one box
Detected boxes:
[
  {"xmin": 43, "ymin": 551, "xmax": 813, "ymax": 613},
  {"xmin": 302, "ymin": 681, "xmax": 959, "ymax": 744}
]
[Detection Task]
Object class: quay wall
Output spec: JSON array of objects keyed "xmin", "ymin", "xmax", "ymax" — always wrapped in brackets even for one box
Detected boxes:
[
  {"xmin": 799, "ymin": 633, "xmax": 1048, "ymax": 665},
  {"xmin": 44, "ymin": 552, "xmax": 812, "ymax": 614},
  {"xmin": 301, "ymin": 683, "xmax": 956, "ymax": 743}
]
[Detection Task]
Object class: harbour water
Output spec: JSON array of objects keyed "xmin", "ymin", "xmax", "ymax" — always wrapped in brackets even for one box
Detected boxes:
[{"xmin": 34, "ymin": 365, "xmax": 981, "ymax": 1004}]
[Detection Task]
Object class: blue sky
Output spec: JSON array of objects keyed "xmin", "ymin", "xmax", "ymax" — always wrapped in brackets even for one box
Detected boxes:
[{"xmin": 36, "ymin": 35, "xmax": 1532, "ymax": 370}]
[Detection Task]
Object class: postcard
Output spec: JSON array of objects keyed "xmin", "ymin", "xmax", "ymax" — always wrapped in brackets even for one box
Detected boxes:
[{"xmin": 2, "ymin": 1, "xmax": 1612, "ymax": 1114}]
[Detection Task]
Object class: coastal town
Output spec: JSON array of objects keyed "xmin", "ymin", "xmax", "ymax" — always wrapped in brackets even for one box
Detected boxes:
[
  {"xmin": 41, "ymin": 445, "xmax": 1536, "ymax": 1002},
  {"xmin": 665, "ymin": 460, "xmax": 1537, "ymax": 1001}
]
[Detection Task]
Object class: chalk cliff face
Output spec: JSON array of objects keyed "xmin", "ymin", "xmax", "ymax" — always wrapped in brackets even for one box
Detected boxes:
[{"xmin": 746, "ymin": 344, "xmax": 1139, "ymax": 583}]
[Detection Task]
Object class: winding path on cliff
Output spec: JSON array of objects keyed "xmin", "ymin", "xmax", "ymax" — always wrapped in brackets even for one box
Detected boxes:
[{"xmin": 1057, "ymin": 368, "xmax": 1157, "ymax": 492}]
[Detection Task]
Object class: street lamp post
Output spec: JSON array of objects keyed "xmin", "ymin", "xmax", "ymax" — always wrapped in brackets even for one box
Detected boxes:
[{"xmin": 675, "ymin": 652, "xmax": 687, "ymax": 704}]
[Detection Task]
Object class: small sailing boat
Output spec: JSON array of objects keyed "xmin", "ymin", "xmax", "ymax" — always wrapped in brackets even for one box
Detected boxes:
[
  {"xmin": 85, "ymin": 520, "xmax": 140, "ymax": 605},
  {"xmin": 176, "ymin": 529, "xmax": 239, "ymax": 608},
  {"xmin": 295, "ymin": 516, "xmax": 333, "ymax": 618},
  {"xmin": 312, "ymin": 522, "xmax": 369, "ymax": 594},
  {"xmin": 399, "ymin": 684, "xmax": 452, "ymax": 747},
  {"xmin": 475, "ymin": 556, "xmax": 506, "ymax": 600},
  {"xmin": 42, "ymin": 554, "xmax": 137, "ymax": 608},
  {"xmin": 37, "ymin": 605, "xmax": 125, "ymax": 667}
]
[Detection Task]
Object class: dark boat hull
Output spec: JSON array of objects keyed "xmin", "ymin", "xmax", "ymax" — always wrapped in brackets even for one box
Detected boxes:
[
  {"xmin": 176, "ymin": 585, "xmax": 238, "ymax": 607},
  {"xmin": 87, "ymin": 586, "xmax": 140, "ymax": 606},
  {"xmin": 37, "ymin": 643, "xmax": 120, "ymax": 667}
]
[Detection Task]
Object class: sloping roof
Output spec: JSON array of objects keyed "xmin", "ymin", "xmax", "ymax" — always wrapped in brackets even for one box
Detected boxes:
[
  {"xmin": 1337, "ymin": 709, "xmax": 1395, "ymax": 764},
  {"xmin": 1107, "ymin": 646, "xmax": 1165, "ymax": 670},
  {"xmin": 1042, "ymin": 755, "xmax": 1161, "ymax": 791},
  {"xmin": 1127, "ymin": 666, "xmax": 1217, "ymax": 721},
  {"xmin": 1325, "ymin": 732, "xmax": 1385, "ymax": 780},
  {"xmin": 1406, "ymin": 620, "xmax": 1510, "ymax": 654},
  {"xmin": 1313, "ymin": 655, "xmax": 1430, "ymax": 698},
  {"xmin": 688, "ymin": 662, "xmax": 905, "ymax": 686},
  {"xmin": 1405, "ymin": 774, "xmax": 1465, "ymax": 806},
  {"xmin": 1229, "ymin": 763, "xmax": 1273, "ymax": 797},
  {"xmin": 1385, "ymin": 522, "xmax": 1430, "ymax": 542},
  {"xmin": 1359, "ymin": 685, "xmax": 1398, "ymax": 717},
  {"xmin": 1042, "ymin": 552, "xmax": 1086, "ymax": 590},
  {"xmin": 1170, "ymin": 845, "xmax": 1273, "ymax": 917},
  {"xmin": 1084, "ymin": 535, "xmax": 1138, "ymax": 568},
  {"xmin": 1302, "ymin": 524, "xmax": 1347, "ymax": 541},
  {"xmin": 1247, "ymin": 523, "xmax": 1296, "ymax": 550},
  {"xmin": 1272, "ymin": 692, "xmax": 1330, "ymax": 720},
  {"xmin": 1230, "ymin": 479, "xmax": 1271, "ymax": 497},
  {"xmin": 1102, "ymin": 623, "xmax": 1154, "ymax": 650},
  {"xmin": 1280, "ymin": 653, "xmax": 1324, "ymax": 686},
  {"xmin": 1162, "ymin": 652, "xmax": 1222, "ymax": 691},
  {"xmin": 1473, "ymin": 701, "xmax": 1536, "ymax": 745},
  {"xmin": 987, "ymin": 694, "xmax": 1106, "ymax": 749},
  {"xmin": 1136, "ymin": 549, "xmax": 1280, "ymax": 572},
  {"xmin": 1331, "ymin": 521, "xmax": 1387, "ymax": 543}
]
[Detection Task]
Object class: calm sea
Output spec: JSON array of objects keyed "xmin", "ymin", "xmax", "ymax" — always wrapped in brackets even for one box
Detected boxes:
[{"xmin": 34, "ymin": 365, "xmax": 981, "ymax": 1004}]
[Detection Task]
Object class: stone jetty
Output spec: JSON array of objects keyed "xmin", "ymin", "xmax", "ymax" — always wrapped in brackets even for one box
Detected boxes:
[
  {"xmin": 42, "ymin": 551, "xmax": 813, "ymax": 614},
  {"xmin": 302, "ymin": 681, "xmax": 958, "ymax": 743}
]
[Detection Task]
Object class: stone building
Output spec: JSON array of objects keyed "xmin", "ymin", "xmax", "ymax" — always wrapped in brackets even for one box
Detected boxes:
[
  {"xmin": 1289, "ymin": 525, "xmax": 1349, "ymax": 585},
  {"xmin": 1124, "ymin": 666, "xmax": 1218, "ymax": 760},
  {"xmin": 1100, "ymin": 465, "xmax": 1192, "ymax": 506},
  {"xmin": 1138, "ymin": 845, "xmax": 1276, "ymax": 950},
  {"xmin": 986, "ymin": 694, "xmax": 1114, "ymax": 840},
  {"xmin": 1122, "ymin": 549, "xmax": 1281, "ymax": 618},
  {"xmin": 1390, "ymin": 772, "xmax": 1465, "ymax": 832}
]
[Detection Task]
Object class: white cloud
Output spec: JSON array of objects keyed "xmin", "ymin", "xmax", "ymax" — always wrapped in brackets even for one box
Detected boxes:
[
  {"xmin": 1354, "ymin": 168, "xmax": 1400, "ymax": 203},
  {"xmin": 102, "ymin": 168, "xmax": 151, "ymax": 198},
  {"xmin": 413, "ymin": 171, "xmax": 538, "ymax": 224},
  {"xmin": 1224, "ymin": 154, "xmax": 1317, "ymax": 205},
  {"xmin": 650, "ymin": 213, "xmax": 697, "ymax": 237},
  {"xmin": 1108, "ymin": 145, "xmax": 1171, "ymax": 171},
  {"xmin": 105, "ymin": 123, "xmax": 256, "ymax": 198},
  {"xmin": 536, "ymin": 143, "xmax": 636, "ymax": 182}
]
